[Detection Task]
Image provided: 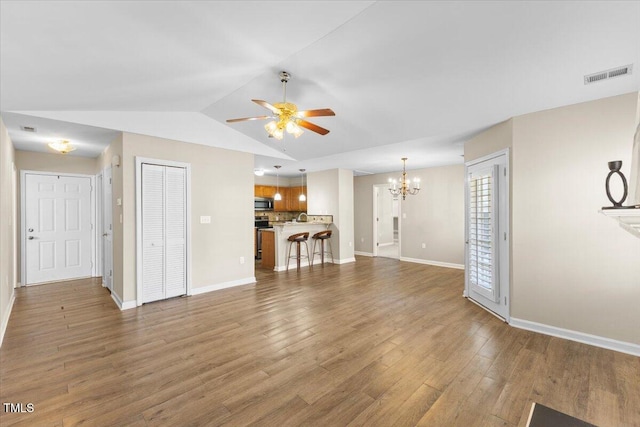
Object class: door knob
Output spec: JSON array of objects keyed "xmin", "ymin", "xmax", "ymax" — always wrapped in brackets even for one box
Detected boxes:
[
  {"xmin": 103, "ymin": 233, "xmax": 108, "ymax": 237},
  {"xmin": 28, "ymin": 236, "xmax": 35, "ymax": 240},
  {"xmin": 28, "ymin": 228, "xmax": 34, "ymax": 232}
]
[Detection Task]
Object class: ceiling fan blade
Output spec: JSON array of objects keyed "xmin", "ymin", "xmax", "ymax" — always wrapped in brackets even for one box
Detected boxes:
[
  {"xmin": 226, "ymin": 115, "xmax": 271, "ymax": 123},
  {"xmin": 252, "ymin": 99, "xmax": 281, "ymax": 114},
  {"xmin": 297, "ymin": 119, "xmax": 330, "ymax": 135},
  {"xmin": 295, "ymin": 108, "xmax": 335, "ymax": 118}
]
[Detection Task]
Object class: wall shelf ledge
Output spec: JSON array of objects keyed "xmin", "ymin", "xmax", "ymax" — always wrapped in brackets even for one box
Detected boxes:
[{"xmin": 599, "ymin": 208, "xmax": 640, "ymax": 238}]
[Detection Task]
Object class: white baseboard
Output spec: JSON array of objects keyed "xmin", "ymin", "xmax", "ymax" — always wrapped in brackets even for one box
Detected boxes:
[
  {"xmin": 191, "ymin": 277, "xmax": 256, "ymax": 295},
  {"xmin": 354, "ymin": 251, "xmax": 373, "ymax": 257},
  {"xmin": 400, "ymin": 257, "xmax": 465, "ymax": 270},
  {"xmin": 111, "ymin": 291, "xmax": 136, "ymax": 311},
  {"xmin": 334, "ymin": 257, "xmax": 356, "ymax": 265},
  {"xmin": 510, "ymin": 317, "xmax": 640, "ymax": 357},
  {"xmin": 0, "ymin": 289, "xmax": 16, "ymax": 348}
]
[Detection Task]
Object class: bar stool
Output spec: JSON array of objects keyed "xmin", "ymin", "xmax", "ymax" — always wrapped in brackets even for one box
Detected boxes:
[
  {"xmin": 286, "ymin": 232, "xmax": 310, "ymax": 271},
  {"xmin": 311, "ymin": 230, "xmax": 334, "ymax": 266}
]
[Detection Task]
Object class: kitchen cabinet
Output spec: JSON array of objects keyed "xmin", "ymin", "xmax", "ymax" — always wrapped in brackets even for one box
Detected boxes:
[
  {"xmin": 254, "ymin": 185, "xmax": 307, "ymax": 212},
  {"xmin": 274, "ymin": 187, "xmax": 289, "ymax": 212},
  {"xmin": 288, "ymin": 186, "xmax": 307, "ymax": 212},
  {"xmin": 261, "ymin": 230, "xmax": 275, "ymax": 269},
  {"xmin": 254, "ymin": 185, "xmax": 275, "ymax": 198}
]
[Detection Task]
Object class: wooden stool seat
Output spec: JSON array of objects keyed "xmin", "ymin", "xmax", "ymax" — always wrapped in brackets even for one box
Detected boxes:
[
  {"xmin": 311, "ymin": 229, "xmax": 334, "ymax": 266},
  {"xmin": 286, "ymin": 232, "xmax": 310, "ymax": 270}
]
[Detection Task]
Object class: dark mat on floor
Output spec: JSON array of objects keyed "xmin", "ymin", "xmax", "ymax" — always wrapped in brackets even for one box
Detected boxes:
[{"xmin": 526, "ymin": 402, "xmax": 597, "ymax": 427}]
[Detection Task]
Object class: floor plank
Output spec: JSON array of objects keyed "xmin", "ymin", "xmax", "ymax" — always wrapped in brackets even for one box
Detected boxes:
[{"xmin": 1, "ymin": 258, "xmax": 638, "ymax": 426}]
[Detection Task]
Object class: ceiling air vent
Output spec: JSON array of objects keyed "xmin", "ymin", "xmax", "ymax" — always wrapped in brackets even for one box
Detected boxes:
[
  {"xmin": 584, "ymin": 64, "xmax": 633, "ymax": 85},
  {"xmin": 20, "ymin": 125, "xmax": 37, "ymax": 132}
]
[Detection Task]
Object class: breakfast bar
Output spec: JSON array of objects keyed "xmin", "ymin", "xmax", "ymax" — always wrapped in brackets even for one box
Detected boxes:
[{"xmin": 260, "ymin": 215, "xmax": 333, "ymax": 271}]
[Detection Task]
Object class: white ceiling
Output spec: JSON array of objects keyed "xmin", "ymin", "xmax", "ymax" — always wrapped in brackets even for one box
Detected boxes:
[{"xmin": 1, "ymin": 1, "xmax": 639, "ymax": 176}]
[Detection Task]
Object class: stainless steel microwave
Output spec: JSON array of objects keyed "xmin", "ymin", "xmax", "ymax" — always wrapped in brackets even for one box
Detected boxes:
[{"xmin": 254, "ymin": 197, "xmax": 274, "ymax": 211}]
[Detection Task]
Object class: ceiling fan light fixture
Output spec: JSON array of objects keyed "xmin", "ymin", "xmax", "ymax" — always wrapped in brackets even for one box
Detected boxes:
[
  {"xmin": 227, "ymin": 71, "xmax": 334, "ymax": 139},
  {"xmin": 286, "ymin": 120, "xmax": 304, "ymax": 138},
  {"xmin": 272, "ymin": 128, "xmax": 284, "ymax": 140}
]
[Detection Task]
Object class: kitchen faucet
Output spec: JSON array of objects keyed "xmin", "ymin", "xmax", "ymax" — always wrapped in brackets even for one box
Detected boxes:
[{"xmin": 296, "ymin": 212, "xmax": 308, "ymax": 222}]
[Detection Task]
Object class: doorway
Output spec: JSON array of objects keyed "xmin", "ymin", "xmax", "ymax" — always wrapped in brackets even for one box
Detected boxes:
[
  {"xmin": 102, "ymin": 167, "xmax": 113, "ymax": 291},
  {"xmin": 21, "ymin": 171, "xmax": 94, "ymax": 285},
  {"xmin": 464, "ymin": 149, "xmax": 510, "ymax": 321},
  {"xmin": 373, "ymin": 184, "xmax": 399, "ymax": 259}
]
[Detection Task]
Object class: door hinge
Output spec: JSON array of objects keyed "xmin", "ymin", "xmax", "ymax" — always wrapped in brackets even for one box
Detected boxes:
[
  {"xmin": 110, "ymin": 270, "xmax": 112, "ymax": 277},
  {"xmin": 504, "ymin": 296, "xmax": 507, "ymax": 305},
  {"xmin": 504, "ymin": 232, "xmax": 507, "ymax": 241},
  {"xmin": 504, "ymin": 168, "xmax": 506, "ymax": 176},
  {"xmin": 109, "ymin": 178, "xmax": 112, "ymax": 184}
]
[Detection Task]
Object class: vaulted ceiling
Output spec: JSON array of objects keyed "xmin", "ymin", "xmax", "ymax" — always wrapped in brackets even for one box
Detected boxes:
[{"xmin": 1, "ymin": 1, "xmax": 639, "ymax": 176}]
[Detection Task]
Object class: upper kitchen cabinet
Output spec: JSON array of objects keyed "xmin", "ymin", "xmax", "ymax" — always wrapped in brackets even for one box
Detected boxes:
[
  {"xmin": 274, "ymin": 187, "xmax": 289, "ymax": 212},
  {"xmin": 255, "ymin": 185, "xmax": 276, "ymax": 198},
  {"xmin": 288, "ymin": 186, "xmax": 307, "ymax": 212}
]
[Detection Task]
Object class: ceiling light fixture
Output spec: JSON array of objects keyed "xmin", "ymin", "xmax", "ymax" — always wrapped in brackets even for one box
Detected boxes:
[
  {"xmin": 254, "ymin": 168, "xmax": 265, "ymax": 176},
  {"xmin": 389, "ymin": 158, "xmax": 420, "ymax": 200},
  {"xmin": 274, "ymin": 165, "xmax": 282, "ymax": 201},
  {"xmin": 264, "ymin": 72, "xmax": 304, "ymax": 140},
  {"xmin": 48, "ymin": 140, "xmax": 76, "ymax": 154},
  {"xmin": 299, "ymin": 169, "xmax": 306, "ymax": 202}
]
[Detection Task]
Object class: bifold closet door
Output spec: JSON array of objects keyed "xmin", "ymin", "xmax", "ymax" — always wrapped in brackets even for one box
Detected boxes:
[{"xmin": 141, "ymin": 163, "xmax": 186, "ymax": 303}]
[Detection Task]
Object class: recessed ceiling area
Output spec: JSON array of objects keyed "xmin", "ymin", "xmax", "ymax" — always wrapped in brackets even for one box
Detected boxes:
[{"xmin": 1, "ymin": 1, "xmax": 638, "ymax": 176}]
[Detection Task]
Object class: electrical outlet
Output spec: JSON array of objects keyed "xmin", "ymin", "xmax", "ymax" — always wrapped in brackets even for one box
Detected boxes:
[
  {"xmin": 349, "ymin": 241, "xmax": 352, "ymax": 247},
  {"xmin": 240, "ymin": 256, "xmax": 245, "ymax": 264},
  {"xmin": 421, "ymin": 243, "xmax": 426, "ymax": 249},
  {"xmin": 200, "ymin": 216, "xmax": 211, "ymax": 224},
  {"xmin": 360, "ymin": 237, "xmax": 364, "ymax": 243}
]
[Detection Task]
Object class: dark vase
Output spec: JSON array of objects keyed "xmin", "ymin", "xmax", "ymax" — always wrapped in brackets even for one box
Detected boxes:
[{"xmin": 604, "ymin": 160, "xmax": 628, "ymax": 208}]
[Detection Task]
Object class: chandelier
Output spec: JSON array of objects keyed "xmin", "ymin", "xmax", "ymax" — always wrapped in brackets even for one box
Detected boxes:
[
  {"xmin": 48, "ymin": 140, "xmax": 76, "ymax": 154},
  {"xmin": 389, "ymin": 157, "xmax": 420, "ymax": 200}
]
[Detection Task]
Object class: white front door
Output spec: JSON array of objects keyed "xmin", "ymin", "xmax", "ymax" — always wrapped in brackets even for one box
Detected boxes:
[
  {"xmin": 465, "ymin": 150, "xmax": 510, "ymax": 320},
  {"xmin": 102, "ymin": 167, "xmax": 113, "ymax": 291},
  {"xmin": 25, "ymin": 173, "xmax": 93, "ymax": 285}
]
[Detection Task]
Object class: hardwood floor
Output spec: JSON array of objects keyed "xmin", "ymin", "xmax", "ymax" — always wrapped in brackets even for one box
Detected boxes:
[{"xmin": 1, "ymin": 257, "xmax": 639, "ymax": 426}]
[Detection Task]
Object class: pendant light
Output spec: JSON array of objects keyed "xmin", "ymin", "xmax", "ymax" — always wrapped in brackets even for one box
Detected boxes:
[
  {"xmin": 299, "ymin": 169, "xmax": 306, "ymax": 202},
  {"xmin": 274, "ymin": 165, "xmax": 282, "ymax": 201}
]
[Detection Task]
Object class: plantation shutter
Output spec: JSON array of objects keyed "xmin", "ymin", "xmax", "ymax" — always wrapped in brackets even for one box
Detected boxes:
[{"xmin": 468, "ymin": 165, "xmax": 499, "ymax": 302}]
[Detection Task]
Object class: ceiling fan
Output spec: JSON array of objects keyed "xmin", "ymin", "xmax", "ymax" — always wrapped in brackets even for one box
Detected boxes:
[{"xmin": 226, "ymin": 71, "xmax": 335, "ymax": 140}]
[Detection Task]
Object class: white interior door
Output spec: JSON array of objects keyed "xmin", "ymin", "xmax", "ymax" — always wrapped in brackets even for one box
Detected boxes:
[
  {"xmin": 25, "ymin": 173, "xmax": 93, "ymax": 285},
  {"xmin": 141, "ymin": 163, "xmax": 186, "ymax": 303},
  {"xmin": 465, "ymin": 151, "xmax": 510, "ymax": 320},
  {"xmin": 102, "ymin": 167, "xmax": 113, "ymax": 291}
]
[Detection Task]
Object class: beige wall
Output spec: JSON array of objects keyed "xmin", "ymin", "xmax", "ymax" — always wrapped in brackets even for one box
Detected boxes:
[
  {"xmin": 0, "ymin": 118, "xmax": 17, "ymax": 345},
  {"xmin": 511, "ymin": 92, "xmax": 640, "ymax": 344},
  {"xmin": 119, "ymin": 132, "xmax": 255, "ymax": 303},
  {"xmin": 307, "ymin": 169, "xmax": 355, "ymax": 262},
  {"xmin": 464, "ymin": 119, "xmax": 512, "ymax": 163},
  {"xmin": 354, "ymin": 164, "xmax": 465, "ymax": 266},
  {"xmin": 15, "ymin": 150, "xmax": 99, "ymax": 175},
  {"xmin": 254, "ymin": 175, "xmax": 295, "ymax": 187}
]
